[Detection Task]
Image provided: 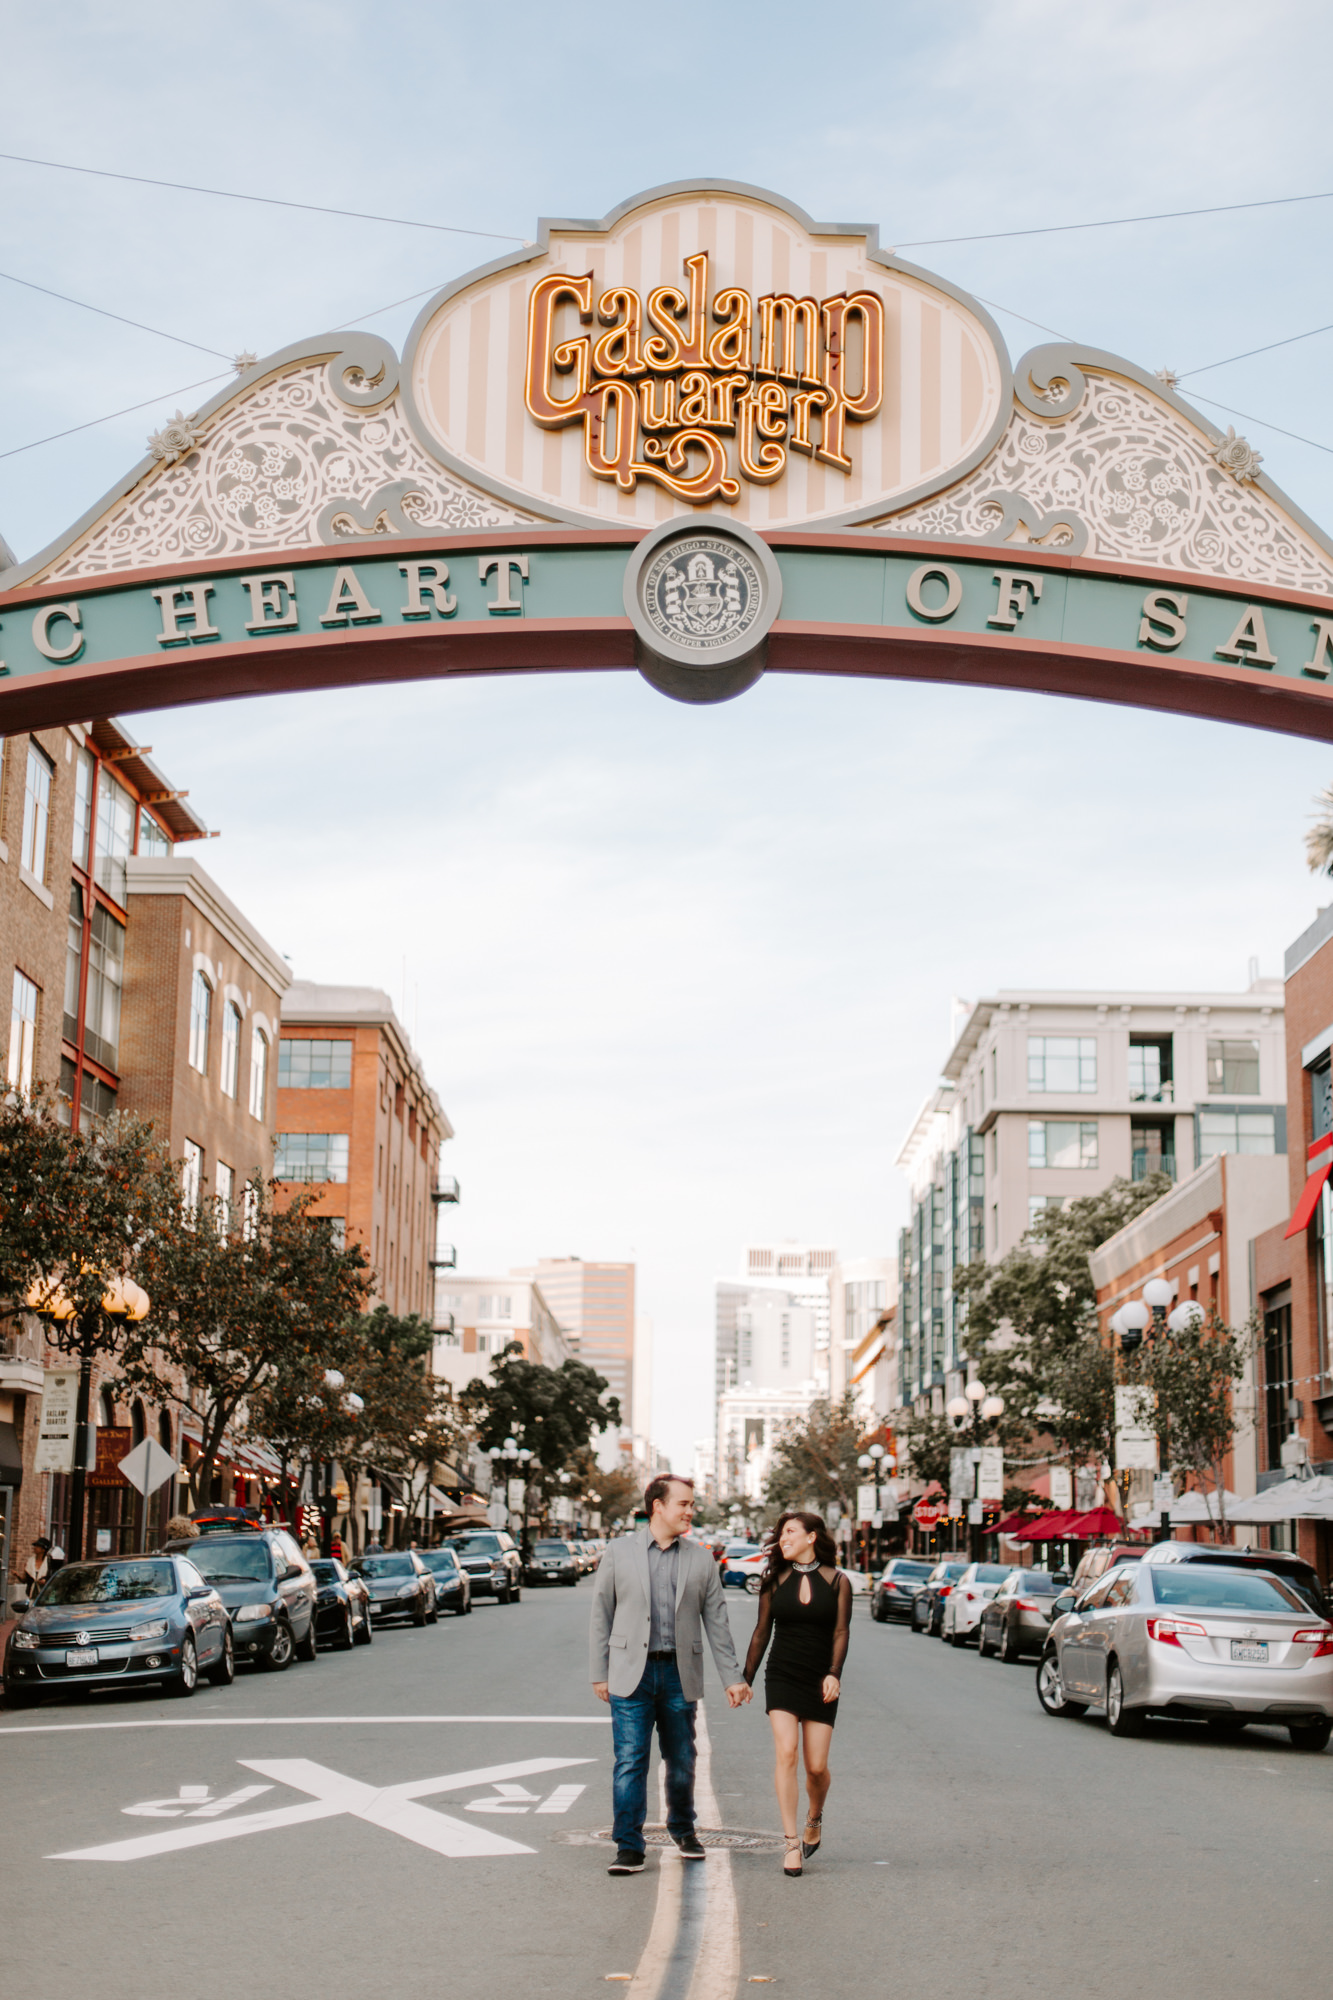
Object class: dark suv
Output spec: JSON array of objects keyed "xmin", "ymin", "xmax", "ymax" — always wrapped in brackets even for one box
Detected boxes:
[
  {"xmin": 449, "ymin": 1529, "xmax": 522, "ymax": 1603},
  {"xmin": 164, "ymin": 1527, "xmax": 318, "ymax": 1670},
  {"xmin": 525, "ymin": 1538, "xmax": 579, "ymax": 1587}
]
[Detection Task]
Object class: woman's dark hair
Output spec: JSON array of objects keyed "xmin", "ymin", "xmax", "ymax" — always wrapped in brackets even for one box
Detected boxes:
[{"xmin": 759, "ymin": 1512, "xmax": 839, "ymax": 1592}]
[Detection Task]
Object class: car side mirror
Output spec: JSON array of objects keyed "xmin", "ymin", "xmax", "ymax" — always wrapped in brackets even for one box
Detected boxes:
[
  {"xmin": 187, "ymin": 1584, "xmax": 212, "ymax": 1600},
  {"xmin": 12, "ymin": 1596, "xmax": 29, "ymax": 1613},
  {"xmin": 1052, "ymin": 1593, "xmax": 1076, "ymax": 1617}
]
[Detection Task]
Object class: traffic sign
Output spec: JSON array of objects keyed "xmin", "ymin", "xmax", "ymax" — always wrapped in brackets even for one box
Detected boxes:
[
  {"xmin": 116, "ymin": 1437, "xmax": 179, "ymax": 1497},
  {"xmin": 913, "ymin": 1498, "xmax": 944, "ymax": 1528}
]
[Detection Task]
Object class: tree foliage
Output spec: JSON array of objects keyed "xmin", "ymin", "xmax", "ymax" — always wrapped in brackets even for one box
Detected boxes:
[
  {"xmin": 460, "ymin": 1342, "xmax": 621, "ymax": 1516},
  {"xmin": 763, "ymin": 1392, "xmax": 867, "ymax": 1515},
  {"xmin": 1140, "ymin": 1310, "xmax": 1253, "ymax": 1509}
]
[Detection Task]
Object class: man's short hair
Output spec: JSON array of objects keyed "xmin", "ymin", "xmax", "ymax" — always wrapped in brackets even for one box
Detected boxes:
[{"xmin": 644, "ymin": 1474, "xmax": 694, "ymax": 1518}]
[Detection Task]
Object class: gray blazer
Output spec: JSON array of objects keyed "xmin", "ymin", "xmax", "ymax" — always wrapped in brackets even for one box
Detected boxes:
[{"xmin": 589, "ymin": 1529, "xmax": 743, "ymax": 1701}]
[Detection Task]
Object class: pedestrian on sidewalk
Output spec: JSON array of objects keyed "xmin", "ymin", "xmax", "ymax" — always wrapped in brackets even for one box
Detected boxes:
[
  {"xmin": 590, "ymin": 1474, "xmax": 752, "ymax": 1876},
  {"xmin": 18, "ymin": 1536, "xmax": 52, "ymax": 1604},
  {"xmin": 742, "ymin": 1512, "xmax": 852, "ymax": 1878}
]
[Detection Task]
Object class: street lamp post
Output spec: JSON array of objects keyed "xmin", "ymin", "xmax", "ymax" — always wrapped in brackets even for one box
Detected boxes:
[
  {"xmin": 28, "ymin": 1272, "xmax": 150, "ymax": 1564},
  {"xmin": 947, "ymin": 1380, "xmax": 1005, "ymax": 1559}
]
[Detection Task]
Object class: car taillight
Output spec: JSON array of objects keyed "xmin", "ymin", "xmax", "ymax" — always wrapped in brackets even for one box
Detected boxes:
[
  {"xmin": 964, "ymin": 1591, "xmax": 976, "ymax": 1602},
  {"xmin": 1146, "ymin": 1616, "xmax": 1208, "ymax": 1647},
  {"xmin": 1291, "ymin": 1627, "xmax": 1333, "ymax": 1657},
  {"xmin": 1015, "ymin": 1600, "xmax": 1045, "ymax": 1613},
  {"xmin": 939, "ymin": 1586, "xmax": 952, "ymax": 1597}
]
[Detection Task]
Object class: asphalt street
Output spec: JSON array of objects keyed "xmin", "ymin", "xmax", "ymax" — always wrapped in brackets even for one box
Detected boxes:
[{"xmin": 1, "ymin": 1580, "xmax": 1327, "ymax": 1998}]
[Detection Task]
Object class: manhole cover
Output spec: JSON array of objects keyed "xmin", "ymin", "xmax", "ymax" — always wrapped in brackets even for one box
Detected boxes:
[{"xmin": 584, "ymin": 1823, "xmax": 785, "ymax": 1853}]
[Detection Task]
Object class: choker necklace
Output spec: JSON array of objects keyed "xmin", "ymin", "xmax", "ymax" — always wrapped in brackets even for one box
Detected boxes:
[{"xmin": 793, "ymin": 1558, "xmax": 819, "ymax": 1572}]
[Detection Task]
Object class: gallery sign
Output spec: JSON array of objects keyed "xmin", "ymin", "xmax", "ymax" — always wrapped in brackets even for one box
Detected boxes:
[{"xmin": 4, "ymin": 180, "xmax": 1333, "ymax": 727}]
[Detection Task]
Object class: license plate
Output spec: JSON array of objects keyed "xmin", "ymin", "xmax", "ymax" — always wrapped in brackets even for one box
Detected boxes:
[
  {"xmin": 65, "ymin": 1647, "xmax": 99, "ymax": 1668},
  {"xmin": 1231, "ymin": 1640, "xmax": 1268, "ymax": 1663}
]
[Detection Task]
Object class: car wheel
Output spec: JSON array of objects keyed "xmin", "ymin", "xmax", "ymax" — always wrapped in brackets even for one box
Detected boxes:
[
  {"xmin": 296, "ymin": 1617, "xmax": 319, "ymax": 1662},
  {"xmin": 353, "ymin": 1607, "xmax": 373, "ymax": 1646},
  {"xmin": 336, "ymin": 1608, "xmax": 356, "ymax": 1651},
  {"xmin": 1036, "ymin": 1650, "xmax": 1086, "ymax": 1717},
  {"xmin": 412, "ymin": 1599, "xmax": 428, "ymax": 1626},
  {"xmin": 462, "ymin": 1594, "xmax": 473, "ymax": 1615},
  {"xmin": 261, "ymin": 1621, "xmax": 295, "ymax": 1671},
  {"xmin": 872, "ymin": 1601, "xmax": 885, "ymax": 1623},
  {"xmin": 1288, "ymin": 1717, "xmax": 1333, "ymax": 1752},
  {"xmin": 1106, "ymin": 1660, "xmax": 1145, "ymax": 1737},
  {"xmin": 510, "ymin": 1584, "xmax": 521, "ymax": 1603},
  {"xmin": 172, "ymin": 1635, "xmax": 198, "ymax": 1698},
  {"xmin": 207, "ymin": 1628, "xmax": 236, "ymax": 1687},
  {"xmin": 1206, "ymin": 1716, "xmax": 1247, "ymax": 1738},
  {"xmin": 427, "ymin": 1597, "xmax": 440, "ymax": 1625},
  {"xmin": 999, "ymin": 1623, "xmax": 1017, "ymax": 1664},
  {"xmin": 977, "ymin": 1623, "xmax": 992, "ymax": 1657}
]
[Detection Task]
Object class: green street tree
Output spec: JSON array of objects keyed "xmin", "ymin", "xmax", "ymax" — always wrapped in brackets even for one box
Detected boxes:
[
  {"xmin": 763, "ymin": 1391, "xmax": 867, "ymax": 1516},
  {"xmin": 1140, "ymin": 1309, "xmax": 1254, "ymax": 1525},
  {"xmin": 892, "ymin": 1406, "xmax": 958, "ymax": 1495},
  {"xmin": 460, "ymin": 1342, "xmax": 621, "ymax": 1522},
  {"xmin": 343, "ymin": 1307, "xmax": 468, "ymax": 1542}
]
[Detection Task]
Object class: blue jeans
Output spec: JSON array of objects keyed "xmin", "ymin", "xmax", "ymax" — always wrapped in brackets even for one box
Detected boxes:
[{"xmin": 610, "ymin": 1656, "xmax": 697, "ymax": 1853}]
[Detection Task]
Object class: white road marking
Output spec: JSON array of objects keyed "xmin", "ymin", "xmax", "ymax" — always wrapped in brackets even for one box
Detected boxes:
[
  {"xmin": 50, "ymin": 1754, "xmax": 594, "ymax": 1864},
  {"xmin": 535, "ymin": 1783, "xmax": 586, "ymax": 1814},
  {"xmin": 1, "ymin": 1713, "xmax": 612, "ymax": 1736},
  {"xmin": 122, "ymin": 1784, "xmax": 273, "ymax": 1819},
  {"xmin": 626, "ymin": 1709, "xmax": 739, "ymax": 2000}
]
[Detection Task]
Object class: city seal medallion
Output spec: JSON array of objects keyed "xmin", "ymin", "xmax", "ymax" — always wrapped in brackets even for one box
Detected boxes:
[{"xmin": 623, "ymin": 516, "xmax": 783, "ymax": 704}]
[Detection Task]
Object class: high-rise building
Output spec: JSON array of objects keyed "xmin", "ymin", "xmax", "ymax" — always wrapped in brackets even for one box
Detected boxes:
[
  {"xmin": 896, "ymin": 982, "xmax": 1286, "ymax": 1410},
  {"xmin": 277, "ymin": 983, "xmax": 453, "ymax": 1319},
  {"xmin": 431, "ymin": 1275, "xmax": 570, "ymax": 1393},
  {"xmin": 713, "ymin": 1244, "xmax": 835, "ymax": 1499},
  {"xmin": 515, "ymin": 1257, "xmax": 635, "ymax": 1429},
  {"xmin": 827, "ymin": 1255, "xmax": 898, "ymax": 1408}
]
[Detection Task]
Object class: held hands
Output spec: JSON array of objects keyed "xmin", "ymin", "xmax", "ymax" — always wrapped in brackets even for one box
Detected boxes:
[
  {"xmin": 821, "ymin": 1675, "xmax": 841, "ymax": 1704},
  {"xmin": 725, "ymin": 1682, "xmax": 753, "ymax": 1708},
  {"xmin": 592, "ymin": 1682, "xmax": 610, "ymax": 1704}
]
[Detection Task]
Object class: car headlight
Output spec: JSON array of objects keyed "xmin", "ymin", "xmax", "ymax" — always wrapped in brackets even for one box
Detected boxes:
[
  {"xmin": 11, "ymin": 1628, "xmax": 38, "ymax": 1650},
  {"xmin": 129, "ymin": 1619, "xmax": 170, "ymax": 1641},
  {"xmin": 234, "ymin": 1603, "xmax": 274, "ymax": 1624},
  {"xmin": 396, "ymin": 1581, "xmax": 419, "ymax": 1599}
]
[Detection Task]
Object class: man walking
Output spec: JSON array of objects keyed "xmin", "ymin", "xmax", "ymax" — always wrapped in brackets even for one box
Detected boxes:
[{"xmin": 590, "ymin": 1475, "xmax": 751, "ymax": 1875}]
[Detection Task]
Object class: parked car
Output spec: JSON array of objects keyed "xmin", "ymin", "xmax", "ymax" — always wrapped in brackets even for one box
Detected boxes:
[
  {"xmin": 942, "ymin": 1562, "xmax": 1015, "ymax": 1645},
  {"xmin": 418, "ymin": 1545, "xmax": 472, "ymax": 1615},
  {"xmin": 448, "ymin": 1529, "xmax": 523, "ymax": 1603},
  {"xmin": 5, "ymin": 1553, "xmax": 233, "ymax": 1705},
  {"xmin": 912, "ymin": 1559, "xmax": 971, "ymax": 1634},
  {"xmin": 733, "ymin": 1550, "xmax": 769, "ymax": 1595},
  {"xmin": 871, "ymin": 1557, "xmax": 934, "ymax": 1623},
  {"xmin": 721, "ymin": 1542, "xmax": 762, "ymax": 1588},
  {"xmin": 1036, "ymin": 1550, "xmax": 1333, "ymax": 1748},
  {"xmin": 841, "ymin": 1567, "xmax": 872, "ymax": 1596},
  {"xmin": 165, "ymin": 1527, "xmax": 318, "ymax": 1670},
  {"xmin": 308, "ymin": 1558, "xmax": 373, "ymax": 1649},
  {"xmin": 978, "ymin": 1567, "xmax": 1065, "ymax": 1660},
  {"xmin": 1071, "ymin": 1542, "xmax": 1147, "ymax": 1593},
  {"xmin": 1140, "ymin": 1539, "xmax": 1326, "ymax": 1615},
  {"xmin": 525, "ymin": 1538, "xmax": 580, "ymax": 1587},
  {"xmin": 348, "ymin": 1550, "xmax": 438, "ymax": 1625}
]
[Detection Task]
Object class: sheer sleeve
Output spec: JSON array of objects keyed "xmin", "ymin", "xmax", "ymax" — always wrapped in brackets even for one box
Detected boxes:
[
  {"xmin": 829, "ymin": 1572, "xmax": 852, "ymax": 1680},
  {"xmin": 742, "ymin": 1583, "xmax": 776, "ymax": 1686}
]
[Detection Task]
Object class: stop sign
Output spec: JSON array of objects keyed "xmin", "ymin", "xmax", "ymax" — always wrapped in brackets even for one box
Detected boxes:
[{"xmin": 913, "ymin": 1498, "xmax": 944, "ymax": 1528}]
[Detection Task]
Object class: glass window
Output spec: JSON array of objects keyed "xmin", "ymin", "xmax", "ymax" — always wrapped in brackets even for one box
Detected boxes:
[
  {"xmin": 1312, "ymin": 1058, "xmax": 1333, "ymax": 1143},
  {"xmin": 1149, "ymin": 1567, "xmax": 1305, "ymax": 1613},
  {"xmin": 1028, "ymin": 1120, "xmax": 1098, "ymax": 1168},
  {"xmin": 186, "ymin": 1541, "xmax": 273, "ymax": 1583},
  {"xmin": 274, "ymin": 1132, "xmax": 350, "ymax": 1183},
  {"xmin": 72, "ymin": 745, "xmax": 94, "ymax": 867},
  {"xmin": 249, "ymin": 1028, "xmax": 268, "ymax": 1119},
  {"xmin": 7, "ymin": 970, "xmax": 39, "ymax": 1094},
  {"xmin": 79, "ymin": 1070, "xmax": 117, "ymax": 1134},
  {"xmin": 182, "ymin": 1138, "xmax": 203, "ymax": 1212},
  {"xmin": 138, "ymin": 813, "xmax": 172, "ymax": 857},
  {"xmin": 56, "ymin": 1053, "xmax": 76, "ymax": 1127},
  {"xmin": 94, "ymin": 769, "xmax": 134, "ymax": 904},
  {"xmin": 21, "ymin": 742, "xmax": 53, "ymax": 883},
  {"xmin": 84, "ymin": 903, "xmax": 125, "ymax": 1071},
  {"xmin": 279, "ymin": 1038, "xmax": 353, "ymax": 1088},
  {"xmin": 1207, "ymin": 1038, "xmax": 1260, "ymax": 1095},
  {"xmin": 1027, "ymin": 1036, "xmax": 1096, "ymax": 1094},
  {"xmin": 215, "ymin": 1160, "xmax": 234, "ymax": 1227},
  {"xmin": 1263, "ymin": 1297, "xmax": 1294, "ymax": 1474},
  {"xmin": 1198, "ymin": 1108, "xmax": 1275, "ymax": 1158},
  {"xmin": 36, "ymin": 1559, "xmax": 175, "ymax": 1604},
  {"xmin": 1131, "ymin": 1123, "xmax": 1176, "ymax": 1183},
  {"xmin": 189, "ymin": 970, "xmax": 211, "ymax": 1074},
  {"xmin": 64, "ymin": 881, "xmax": 84, "ymax": 1042},
  {"xmin": 1028, "ymin": 1194, "xmax": 1064, "ymax": 1226},
  {"xmin": 349, "ymin": 1554, "xmax": 414, "ymax": 1577},
  {"xmin": 221, "ymin": 1002, "xmax": 241, "ymax": 1098},
  {"xmin": 1128, "ymin": 1037, "xmax": 1173, "ymax": 1103}
]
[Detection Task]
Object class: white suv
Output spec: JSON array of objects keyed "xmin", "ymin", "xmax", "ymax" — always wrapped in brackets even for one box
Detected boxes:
[{"xmin": 941, "ymin": 1561, "xmax": 1015, "ymax": 1646}]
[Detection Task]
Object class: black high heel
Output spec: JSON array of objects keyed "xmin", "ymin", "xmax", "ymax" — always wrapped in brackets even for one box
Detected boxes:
[
  {"xmin": 802, "ymin": 1813, "xmax": 822, "ymax": 1860},
  {"xmin": 783, "ymin": 1837, "xmax": 803, "ymax": 1877}
]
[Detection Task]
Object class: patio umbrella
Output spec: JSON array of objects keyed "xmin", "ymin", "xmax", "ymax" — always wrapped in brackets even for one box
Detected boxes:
[
  {"xmin": 993, "ymin": 1511, "xmax": 1036, "ymax": 1537},
  {"xmin": 1011, "ymin": 1509, "xmax": 1082, "ymax": 1541},
  {"xmin": 1225, "ymin": 1475, "xmax": 1333, "ymax": 1522},
  {"xmin": 1130, "ymin": 1489, "xmax": 1241, "ymax": 1529},
  {"xmin": 1067, "ymin": 1506, "xmax": 1123, "ymax": 1538}
]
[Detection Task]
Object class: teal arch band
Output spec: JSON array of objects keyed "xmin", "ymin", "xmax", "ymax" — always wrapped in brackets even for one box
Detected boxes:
[{"xmin": 3, "ymin": 529, "xmax": 1333, "ymax": 740}]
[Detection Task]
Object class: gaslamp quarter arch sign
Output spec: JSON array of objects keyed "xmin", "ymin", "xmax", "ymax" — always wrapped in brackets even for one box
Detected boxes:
[{"xmin": 4, "ymin": 179, "xmax": 1333, "ymax": 733}]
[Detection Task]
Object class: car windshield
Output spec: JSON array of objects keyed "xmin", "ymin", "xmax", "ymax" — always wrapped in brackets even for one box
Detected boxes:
[
  {"xmin": 886, "ymin": 1562, "xmax": 932, "ymax": 1579},
  {"xmin": 934, "ymin": 1563, "xmax": 968, "ymax": 1580},
  {"xmin": 534, "ymin": 1542, "xmax": 570, "ymax": 1555},
  {"xmin": 1019, "ymin": 1572, "xmax": 1059, "ymax": 1593},
  {"xmin": 185, "ymin": 1542, "xmax": 272, "ymax": 1583},
  {"xmin": 1150, "ymin": 1568, "xmax": 1306, "ymax": 1613},
  {"xmin": 727, "ymin": 1544, "xmax": 759, "ymax": 1557},
  {"xmin": 351, "ymin": 1555, "xmax": 414, "ymax": 1578},
  {"xmin": 455, "ymin": 1536, "xmax": 502, "ymax": 1555},
  {"xmin": 309, "ymin": 1562, "xmax": 341, "ymax": 1583},
  {"xmin": 37, "ymin": 1560, "xmax": 175, "ymax": 1605},
  {"xmin": 422, "ymin": 1550, "xmax": 457, "ymax": 1569},
  {"xmin": 975, "ymin": 1565, "xmax": 1013, "ymax": 1582}
]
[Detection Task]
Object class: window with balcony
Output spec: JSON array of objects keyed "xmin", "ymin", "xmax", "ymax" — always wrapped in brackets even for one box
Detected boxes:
[
  {"xmin": 1131, "ymin": 1122, "xmax": 1176, "ymax": 1182},
  {"xmin": 280, "ymin": 1038, "xmax": 353, "ymax": 1088},
  {"xmin": 84, "ymin": 904, "xmax": 124, "ymax": 1071},
  {"xmin": 221, "ymin": 1002, "xmax": 241, "ymax": 1099},
  {"xmin": 189, "ymin": 970, "xmax": 211, "ymax": 1074},
  {"xmin": 1198, "ymin": 1107, "xmax": 1275, "ymax": 1156},
  {"xmin": 1128, "ymin": 1036, "xmax": 1174, "ymax": 1102},
  {"xmin": 1028, "ymin": 1120, "xmax": 1098, "ymax": 1168},
  {"xmin": 249, "ymin": 1028, "xmax": 269, "ymax": 1119},
  {"xmin": 21, "ymin": 742, "xmax": 52, "ymax": 884},
  {"xmin": 8, "ymin": 970, "xmax": 39, "ymax": 1093},
  {"xmin": 274, "ymin": 1132, "xmax": 349, "ymax": 1183},
  {"xmin": 1028, "ymin": 1036, "xmax": 1097, "ymax": 1093},
  {"xmin": 1207, "ymin": 1037, "xmax": 1260, "ymax": 1095}
]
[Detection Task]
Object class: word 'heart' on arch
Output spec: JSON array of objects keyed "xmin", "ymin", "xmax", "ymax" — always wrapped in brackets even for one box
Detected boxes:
[{"xmin": 4, "ymin": 179, "xmax": 1333, "ymax": 727}]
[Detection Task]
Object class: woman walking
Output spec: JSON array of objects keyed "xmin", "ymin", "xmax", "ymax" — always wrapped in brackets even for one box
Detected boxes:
[{"xmin": 742, "ymin": 1512, "xmax": 852, "ymax": 1877}]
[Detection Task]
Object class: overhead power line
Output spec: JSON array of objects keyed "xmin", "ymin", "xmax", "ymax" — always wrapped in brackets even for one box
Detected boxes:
[
  {"xmin": 0, "ymin": 372, "xmax": 230, "ymax": 462},
  {"xmin": 896, "ymin": 187, "xmax": 1333, "ymax": 249},
  {"xmin": 1178, "ymin": 320, "xmax": 1333, "ymax": 380},
  {"xmin": 0, "ymin": 151, "xmax": 526, "ymax": 244},
  {"xmin": 0, "ymin": 268, "xmax": 232, "ymax": 359}
]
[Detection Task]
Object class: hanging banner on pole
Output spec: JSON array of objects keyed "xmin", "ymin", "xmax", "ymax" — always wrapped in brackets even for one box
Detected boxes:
[{"xmin": 34, "ymin": 1368, "xmax": 77, "ymax": 1475}]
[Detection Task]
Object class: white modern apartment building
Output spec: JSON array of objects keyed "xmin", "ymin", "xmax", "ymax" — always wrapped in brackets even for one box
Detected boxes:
[
  {"xmin": 715, "ymin": 1243, "xmax": 835, "ymax": 1403},
  {"xmin": 717, "ymin": 1385, "xmax": 816, "ymax": 1506},
  {"xmin": 827, "ymin": 1255, "xmax": 898, "ymax": 1406},
  {"xmin": 896, "ymin": 982, "xmax": 1286, "ymax": 1408},
  {"xmin": 432, "ymin": 1274, "xmax": 570, "ymax": 1394}
]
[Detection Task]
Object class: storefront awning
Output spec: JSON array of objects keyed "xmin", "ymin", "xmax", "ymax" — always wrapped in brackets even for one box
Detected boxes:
[
  {"xmin": 1010, "ymin": 1509, "xmax": 1082, "ymax": 1541},
  {"xmin": 1066, "ymin": 1507, "xmax": 1123, "ymax": 1538},
  {"xmin": 1286, "ymin": 1139, "xmax": 1333, "ymax": 1237}
]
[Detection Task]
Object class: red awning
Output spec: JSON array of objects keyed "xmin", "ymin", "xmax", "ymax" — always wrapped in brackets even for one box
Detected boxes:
[
  {"xmin": 993, "ymin": 1511, "xmax": 1036, "ymax": 1536},
  {"xmin": 1285, "ymin": 1156, "xmax": 1333, "ymax": 1238},
  {"xmin": 1067, "ymin": 1506, "xmax": 1123, "ymax": 1538},
  {"xmin": 1011, "ymin": 1509, "xmax": 1082, "ymax": 1541}
]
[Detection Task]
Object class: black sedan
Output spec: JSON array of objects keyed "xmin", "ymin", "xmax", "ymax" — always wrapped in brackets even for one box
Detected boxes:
[
  {"xmin": 418, "ymin": 1546, "xmax": 472, "ymax": 1615},
  {"xmin": 4, "ymin": 1554, "xmax": 233, "ymax": 1705},
  {"xmin": 911, "ymin": 1559, "xmax": 971, "ymax": 1634},
  {"xmin": 525, "ymin": 1538, "xmax": 580, "ymax": 1587},
  {"xmin": 348, "ymin": 1550, "xmax": 438, "ymax": 1625},
  {"xmin": 308, "ymin": 1558, "xmax": 373, "ymax": 1649},
  {"xmin": 871, "ymin": 1556, "xmax": 934, "ymax": 1623}
]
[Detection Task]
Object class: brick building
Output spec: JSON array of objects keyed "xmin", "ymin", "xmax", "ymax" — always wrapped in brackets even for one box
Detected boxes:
[{"xmin": 277, "ymin": 983, "xmax": 453, "ymax": 1315}]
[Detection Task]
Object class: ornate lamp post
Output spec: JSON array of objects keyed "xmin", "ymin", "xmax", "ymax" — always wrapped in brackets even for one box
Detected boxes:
[{"xmin": 27, "ymin": 1270, "xmax": 150, "ymax": 1564}]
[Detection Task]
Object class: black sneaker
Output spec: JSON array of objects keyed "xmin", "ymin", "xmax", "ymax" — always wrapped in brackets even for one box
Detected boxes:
[
  {"xmin": 674, "ymin": 1832, "xmax": 706, "ymax": 1859},
  {"xmin": 607, "ymin": 1847, "xmax": 646, "ymax": 1874}
]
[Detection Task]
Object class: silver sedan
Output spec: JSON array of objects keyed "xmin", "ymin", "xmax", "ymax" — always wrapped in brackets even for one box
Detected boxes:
[{"xmin": 1036, "ymin": 1556, "xmax": 1333, "ymax": 1750}]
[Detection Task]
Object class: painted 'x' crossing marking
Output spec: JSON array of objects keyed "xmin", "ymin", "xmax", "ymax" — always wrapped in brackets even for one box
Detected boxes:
[{"xmin": 50, "ymin": 1755, "xmax": 594, "ymax": 1864}]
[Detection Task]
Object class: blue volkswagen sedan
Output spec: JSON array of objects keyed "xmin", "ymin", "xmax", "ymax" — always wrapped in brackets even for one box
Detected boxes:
[{"xmin": 3, "ymin": 1554, "xmax": 233, "ymax": 1706}]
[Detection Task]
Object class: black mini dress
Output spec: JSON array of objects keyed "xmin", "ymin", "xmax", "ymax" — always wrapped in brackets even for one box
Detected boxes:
[{"xmin": 743, "ymin": 1566, "xmax": 852, "ymax": 1725}]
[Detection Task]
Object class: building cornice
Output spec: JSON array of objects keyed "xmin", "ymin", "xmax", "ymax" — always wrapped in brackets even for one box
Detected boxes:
[{"xmin": 125, "ymin": 854, "xmax": 291, "ymax": 996}]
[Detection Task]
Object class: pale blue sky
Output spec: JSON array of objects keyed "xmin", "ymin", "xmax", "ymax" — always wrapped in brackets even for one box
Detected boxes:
[{"xmin": 4, "ymin": 2, "xmax": 1333, "ymax": 1470}]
